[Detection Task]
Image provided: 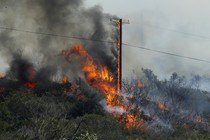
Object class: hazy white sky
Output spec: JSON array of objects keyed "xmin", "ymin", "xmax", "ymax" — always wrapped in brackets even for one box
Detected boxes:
[{"xmin": 85, "ymin": 0, "xmax": 210, "ymax": 78}]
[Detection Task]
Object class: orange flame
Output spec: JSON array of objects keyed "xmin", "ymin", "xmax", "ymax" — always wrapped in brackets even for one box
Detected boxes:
[
  {"xmin": 62, "ymin": 74, "xmax": 69, "ymax": 94},
  {"xmin": 24, "ymin": 82, "xmax": 36, "ymax": 89},
  {"xmin": 195, "ymin": 116, "xmax": 205, "ymax": 123},
  {"xmin": 61, "ymin": 43, "xmax": 145, "ymax": 129},
  {"xmin": 62, "ymin": 44, "xmax": 116, "ymax": 96},
  {"xmin": 158, "ymin": 103, "xmax": 170, "ymax": 111},
  {"xmin": 101, "ymin": 66, "xmax": 114, "ymax": 82},
  {"xmin": 138, "ymin": 80, "xmax": 144, "ymax": 87},
  {"xmin": 62, "ymin": 44, "xmax": 120, "ymax": 107},
  {"xmin": 23, "ymin": 63, "xmax": 37, "ymax": 90},
  {"xmin": 125, "ymin": 114, "xmax": 136, "ymax": 128},
  {"xmin": 117, "ymin": 113, "xmax": 144, "ymax": 129},
  {"xmin": 63, "ymin": 74, "xmax": 69, "ymax": 84},
  {"xmin": 62, "ymin": 73, "xmax": 81, "ymax": 94}
]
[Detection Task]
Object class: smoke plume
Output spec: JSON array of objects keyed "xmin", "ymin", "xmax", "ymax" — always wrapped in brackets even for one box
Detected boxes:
[{"xmin": 0, "ymin": 0, "xmax": 118, "ymax": 81}]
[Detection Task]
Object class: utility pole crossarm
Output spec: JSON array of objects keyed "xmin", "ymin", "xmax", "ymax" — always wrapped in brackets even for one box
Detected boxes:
[
  {"xmin": 111, "ymin": 19, "xmax": 130, "ymax": 24},
  {"xmin": 122, "ymin": 20, "xmax": 130, "ymax": 24}
]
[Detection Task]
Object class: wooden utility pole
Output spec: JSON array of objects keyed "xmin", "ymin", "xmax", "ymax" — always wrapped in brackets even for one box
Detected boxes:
[{"xmin": 111, "ymin": 19, "xmax": 129, "ymax": 94}]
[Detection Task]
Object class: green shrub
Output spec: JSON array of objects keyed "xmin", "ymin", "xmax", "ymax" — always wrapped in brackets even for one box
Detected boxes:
[{"xmin": 76, "ymin": 131, "xmax": 97, "ymax": 140}]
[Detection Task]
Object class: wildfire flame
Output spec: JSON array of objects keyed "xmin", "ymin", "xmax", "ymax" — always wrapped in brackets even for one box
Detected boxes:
[
  {"xmin": 101, "ymin": 66, "xmax": 114, "ymax": 82},
  {"xmin": 61, "ymin": 43, "xmax": 145, "ymax": 129},
  {"xmin": 193, "ymin": 115, "xmax": 206, "ymax": 124},
  {"xmin": 158, "ymin": 103, "xmax": 170, "ymax": 111},
  {"xmin": 62, "ymin": 44, "xmax": 116, "ymax": 97},
  {"xmin": 23, "ymin": 63, "xmax": 37, "ymax": 90},
  {"xmin": 62, "ymin": 74, "xmax": 69, "ymax": 94},
  {"xmin": 24, "ymin": 82, "xmax": 36, "ymax": 89},
  {"xmin": 63, "ymin": 74, "xmax": 69, "ymax": 84},
  {"xmin": 124, "ymin": 114, "xmax": 144, "ymax": 128},
  {"xmin": 137, "ymin": 80, "xmax": 144, "ymax": 87}
]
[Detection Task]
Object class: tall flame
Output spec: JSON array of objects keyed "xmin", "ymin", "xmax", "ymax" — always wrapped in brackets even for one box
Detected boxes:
[
  {"xmin": 62, "ymin": 44, "xmax": 116, "ymax": 97},
  {"xmin": 61, "ymin": 43, "xmax": 144, "ymax": 129}
]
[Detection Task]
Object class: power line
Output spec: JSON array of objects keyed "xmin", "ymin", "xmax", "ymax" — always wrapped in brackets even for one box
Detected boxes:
[
  {"xmin": 1, "ymin": 25, "xmax": 210, "ymax": 64},
  {"xmin": 137, "ymin": 14, "xmax": 210, "ymax": 41},
  {"xmin": 0, "ymin": 26, "xmax": 117, "ymax": 44},
  {"xmin": 146, "ymin": 24, "xmax": 210, "ymax": 41},
  {"xmin": 122, "ymin": 43, "xmax": 210, "ymax": 64}
]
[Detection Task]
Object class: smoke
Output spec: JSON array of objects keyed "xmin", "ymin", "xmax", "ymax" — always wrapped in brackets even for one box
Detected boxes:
[
  {"xmin": 0, "ymin": 0, "xmax": 118, "ymax": 81},
  {"xmin": 101, "ymin": 0, "xmax": 210, "ymax": 79},
  {"xmin": 120, "ymin": 69, "xmax": 210, "ymax": 133},
  {"xmin": 100, "ymin": 99, "xmax": 126, "ymax": 115},
  {"xmin": 139, "ymin": 69, "xmax": 210, "ymax": 131}
]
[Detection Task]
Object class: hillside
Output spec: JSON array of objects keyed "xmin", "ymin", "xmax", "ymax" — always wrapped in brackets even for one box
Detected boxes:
[{"xmin": 0, "ymin": 69, "xmax": 210, "ymax": 140}]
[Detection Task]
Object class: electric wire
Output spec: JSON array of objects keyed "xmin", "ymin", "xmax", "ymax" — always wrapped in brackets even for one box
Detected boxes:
[
  {"xmin": 0, "ymin": 25, "xmax": 210, "ymax": 64},
  {"xmin": 0, "ymin": 26, "xmax": 117, "ymax": 44},
  {"xmin": 123, "ymin": 43, "xmax": 210, "ymax": 64}
]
